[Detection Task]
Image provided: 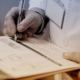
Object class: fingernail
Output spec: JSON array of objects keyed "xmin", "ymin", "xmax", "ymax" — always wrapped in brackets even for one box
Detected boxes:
[
  {"xmin": 63, "ymin": 52, "xmax": 69, "ymax": 59},
  {"xmin": 17, "ymin": 25, "xmax": 23, "ymax": 32}
]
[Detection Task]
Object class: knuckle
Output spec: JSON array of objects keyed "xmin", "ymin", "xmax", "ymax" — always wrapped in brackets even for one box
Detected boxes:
[{"xmin": 5, "ymin": 7, "xmax": 18, "ymax": 21}]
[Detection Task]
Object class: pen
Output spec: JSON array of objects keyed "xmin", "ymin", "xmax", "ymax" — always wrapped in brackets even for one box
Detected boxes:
[{"xmin": 15, "ymin": 0, "xmax": 25, "ymax": 41}]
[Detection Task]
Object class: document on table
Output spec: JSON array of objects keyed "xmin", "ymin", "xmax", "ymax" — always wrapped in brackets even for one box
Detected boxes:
[{"xmin": 0, "ymin": 36, "xmax": 79, "ymax": 79}]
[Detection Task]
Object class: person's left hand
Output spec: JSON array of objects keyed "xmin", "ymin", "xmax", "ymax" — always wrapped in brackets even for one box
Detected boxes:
[{"xmin": 63, "ymin": 52, "xmax": 80, "ymax": 80}]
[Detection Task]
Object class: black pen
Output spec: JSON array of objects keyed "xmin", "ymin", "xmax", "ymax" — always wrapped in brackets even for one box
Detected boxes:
[{"xmin": 15, "ymin": 0, "xmax": 25, "ymax": 41}]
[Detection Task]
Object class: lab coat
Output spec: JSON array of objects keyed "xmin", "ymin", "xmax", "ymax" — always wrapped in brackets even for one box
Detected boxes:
[
  {"xmin": 29, "ymin": 0, "xmax": 80, "ymax": 80},
  {"xmin": 29, "ymin": 0, "xmax": 80, "ymax": 52}
]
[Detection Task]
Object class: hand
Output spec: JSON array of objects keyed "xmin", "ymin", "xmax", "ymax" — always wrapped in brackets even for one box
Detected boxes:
[
  {"xmin": 63, "ymin": 52, "xmax": 80, "ymax": 63},
  {"xmin": 4, "ymin": 7, "xmax": 42, "ymax": 39},
  {"xmin": 63, "ymin": 52, "xmax": 80, "ymax": 80}
]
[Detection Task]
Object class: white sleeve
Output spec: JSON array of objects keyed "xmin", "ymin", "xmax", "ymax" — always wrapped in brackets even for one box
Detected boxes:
[{"xmin": 28, "ymin": 0, "xmax": 47, "ymax": 10}]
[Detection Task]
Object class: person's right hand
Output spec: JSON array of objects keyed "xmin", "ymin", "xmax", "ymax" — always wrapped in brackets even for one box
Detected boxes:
[{"xmin": 4, "ymin": 7, "xmax": 42, "ymax": 39}]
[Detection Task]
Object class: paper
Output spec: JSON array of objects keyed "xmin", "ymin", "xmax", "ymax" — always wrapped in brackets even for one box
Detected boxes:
[{"xmin": 0, "ymin": 37, "xmax": 79, "ymax": 79}]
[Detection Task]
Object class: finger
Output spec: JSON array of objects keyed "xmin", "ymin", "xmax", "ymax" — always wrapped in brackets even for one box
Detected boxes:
[
  {"xmin": 4, "ymin": 19, "xmax": 16, "ymax": 37},
  {"xmin": 6, "ymin": 30, "xmax": 13, "ymax": 37},
  {"xmin": 17, "ymin": 33, "xmax": 23, "ymax": 39},
  {"xmin": 22, "ymin": 33, "xmax": 27, "ymax": 39},
  {"xmin": 63, "ymin": 52, "xmax": 80, "ymax": 63},
  {"xmin": 17, "ymin": 32, "xmax": 27, "ymax": 40},
  {"xmin": 26, "ymin": 24, "xmax": 38, "ymax": 37},
  {"xmin": 26, "ymin": 27, "xmax": 36, "ymax": 37},
  {"xmin": 5, "ymin": 7, "xmax": 18, "ymax": 37},
  {"xmin": 4, "ymin": 22, "xmax": 10, "ymax": 36},
  {"xmin": 4, "ymin": 22, "xmax": 14, "ymax": 37},
  {"xmin": 26, "ymin": 31, "xmax": 33, "ymax": 37}
]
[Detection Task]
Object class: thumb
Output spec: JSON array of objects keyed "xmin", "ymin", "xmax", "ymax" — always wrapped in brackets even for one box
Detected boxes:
[
  {"xmin": 63, "ymin": 52, "xmax": 80, "ymax": 63},
  {"xmin": 17, "ymin": 16, "xmax": 33, "ymax": 32}
]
